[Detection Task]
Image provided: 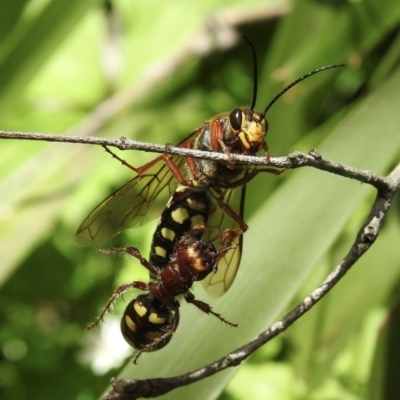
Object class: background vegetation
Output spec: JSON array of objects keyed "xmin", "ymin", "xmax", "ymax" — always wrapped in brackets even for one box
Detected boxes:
[{"xmin": 1, "ymin": 0, "xmax": 400, "ymax": 399}]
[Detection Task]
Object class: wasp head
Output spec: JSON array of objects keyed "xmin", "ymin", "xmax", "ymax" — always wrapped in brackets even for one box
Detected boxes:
[{"xmin": 228, "ymin": 108, "xmax": 268, "ymax": 155}]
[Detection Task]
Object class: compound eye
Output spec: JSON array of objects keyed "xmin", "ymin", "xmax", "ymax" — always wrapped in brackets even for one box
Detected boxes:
[{"xmin": 229, "ymin": 108, "xmax": 243, "ymax": 131}]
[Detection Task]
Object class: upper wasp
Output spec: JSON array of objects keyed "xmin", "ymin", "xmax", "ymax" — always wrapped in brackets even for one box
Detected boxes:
[{"xmin": 76, "ymin": 37, "xmax": 343, "ymax": 297}]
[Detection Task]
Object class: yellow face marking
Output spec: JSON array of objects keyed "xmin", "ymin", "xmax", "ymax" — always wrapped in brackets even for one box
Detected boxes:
[
  {"xmin": 190, "ymin": 214, "xmax": 205, "ymax": 227},
  {"xmin": 149, "ymin": 312, "xmax": 167, "ymax": 325},
  {"xmin": 171, "ymin": 207, "xmax": 190, "ymax": 224},
  {"xmin": 133, "ymin": 300, "xmax": 147, "ymax": 318},
  {"xmin": 161, "ymin": 227, "xmax": 176, "ymax": 241},
  {"xmin": 124, "ymin": 315, "xmax": 137, "ymax": 332},
  {"xmin": 239, "ymin": 120, "xmax": 265, "ymax": 150},
  {"xmin": 239, "ymin": 131, "xmax": 251, "ymax": 149},
  {"xmin": 186, "ymin": 197, "xmax": 206, "ymax": 210},
  {"xmin": 155, "ymin": 246, "xmax": 167, "ymax": 258}
]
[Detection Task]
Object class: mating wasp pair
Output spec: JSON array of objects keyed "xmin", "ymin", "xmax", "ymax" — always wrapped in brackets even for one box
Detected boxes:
[{"xmin": 75, "ymin": 38, "xmax": 343, "ymax": 360}]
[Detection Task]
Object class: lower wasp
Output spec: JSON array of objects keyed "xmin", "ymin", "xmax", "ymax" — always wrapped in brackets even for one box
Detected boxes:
[
  {"xmin": 87, "ymin": 227, "xmax": 241, "ymax": 362},
  {"xmin": 76, "ymin": 36, "xmax": 343, "ymax": 298}
]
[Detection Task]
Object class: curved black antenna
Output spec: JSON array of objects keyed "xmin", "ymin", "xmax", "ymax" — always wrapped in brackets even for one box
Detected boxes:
[
  {"xmin": 242, "ymin": 36, "xmax": 258, "ymax": 110},
  {"xmin": 261, "ymin": 64, "xmax": 345, "ymax": 117}
]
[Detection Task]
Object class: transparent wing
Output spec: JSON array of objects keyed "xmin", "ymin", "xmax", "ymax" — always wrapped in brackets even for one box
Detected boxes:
[
  {"xmin": 75, "ymin": 156, "xmax": 186, "ymax": 247},
  {"xmin": 201, "ymin": 185, "xmax": 245, "ymax": 298},
  {"xmin": 75, "ymin": 124, "xmax": 206, "ymax": 247}
]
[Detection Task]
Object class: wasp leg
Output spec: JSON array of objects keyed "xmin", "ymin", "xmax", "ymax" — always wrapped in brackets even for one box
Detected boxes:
[
  {"xmin": 219, "ymin": 166, "xmax": 287, "ymax": 190},
  {"xmin": 122, "ymin": 246, "xmax": 161, "ymax": 276},
  {"xmin": 214, "ymin": 195, "xmax": 249, "ymax": 231},
  {"xmin": 86, "ymin": 281, "xmax": 148, "ymax": 330},
  {"xmin": 99, "ymin": 246, "xmax": 161, "ymax": 276},
  {"xmin": 218, "ymin": 138, "xmax": 236, "ymax": 170},
  {"xmin": 209, "ymin": 228, "xmax": 243, "ymax": 247},
  {"xmin": 102, "ymin": 145, "xmax": 140, "ymax": 173},
  {"xmin": 184, "ymin": 292, "xmax": 237, "ymax": 327},
  {"xmin": 262, "ymin": 141, "xmax": 271, "ymax": 163},
  {"xmin": 103, "ymin": 145, "xmax": 194, "ymax": 186}
]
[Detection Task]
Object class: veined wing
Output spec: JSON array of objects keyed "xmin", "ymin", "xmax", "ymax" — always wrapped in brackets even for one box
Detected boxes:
[
  {"xmin": 75, "ymin": 156, "xmax": 185, "ymax": 247},
  {"xmin": 201, "ymin": 185, "xmax": 245, "ymax": 298},
  {"xmin": 75, "ymin": 123, "xmax": 207, "ymax": 247}
]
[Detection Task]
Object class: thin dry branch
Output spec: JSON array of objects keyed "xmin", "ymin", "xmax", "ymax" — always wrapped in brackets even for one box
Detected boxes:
[
  {"xmin": 101, "ymin": 163, "xmax": 400, "ymax": 399},
  {"xmin": 0, "ymin": 130, "xmax": 388, "ymax": 190}
]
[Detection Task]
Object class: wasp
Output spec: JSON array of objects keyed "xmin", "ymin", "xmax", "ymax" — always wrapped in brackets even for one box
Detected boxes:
[
  {"xmin": 87, "ymin": 227, "xmax": 241, "ymax": 362},
  {"xmin": 76, "ymin": 38, "xmax": 343, "ymax": 297}
]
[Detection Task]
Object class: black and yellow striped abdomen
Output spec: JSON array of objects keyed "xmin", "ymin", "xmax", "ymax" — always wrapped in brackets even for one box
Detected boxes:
[{"xmin": 149, "ymin": 185, "xmax": 211, "ymax": 270}]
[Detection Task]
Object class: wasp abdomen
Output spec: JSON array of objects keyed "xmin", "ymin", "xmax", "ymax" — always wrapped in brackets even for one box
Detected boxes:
[
  {"xmin": 149, "ymin": 186, "xmax": 211, "ymax": 269},
  {"xmin": 121, "ymin": 294, "xmax": 174, "ymax": 352}
]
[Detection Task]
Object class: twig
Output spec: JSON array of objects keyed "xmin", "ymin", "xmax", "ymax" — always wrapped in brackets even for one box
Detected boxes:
[
  {"xmin": 101, "ymin": 163, "xmax": 400, "ymax": 399},
  {"xmin": 0, "ymin": 130, "xmax": 388, "ymax": 190}
]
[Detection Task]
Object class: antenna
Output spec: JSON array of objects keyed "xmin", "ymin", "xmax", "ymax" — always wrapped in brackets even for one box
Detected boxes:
[
  {"xmin": 242, "ymin": 36, "xmax": 258, "ymax": 110},
  {"xmin": 261, "ymin": 64, "xmax": 345, "ymax": 117}
]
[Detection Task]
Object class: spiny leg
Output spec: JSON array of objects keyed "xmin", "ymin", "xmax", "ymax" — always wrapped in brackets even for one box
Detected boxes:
[
  {"xmin": 209, "ymin": 228, "xmax": 243, "ymax": 248},
  {"xmin": 182, "ymin": 226, "xmax": 243, "ymax": 250},
  {"xmin": 99, "ymin": 246, "xmax": 160, "ymax": 276},
  {"xmin": 86, "ymin": 281, "xmax": 148, "ymax": 330},
  {"xmin": 184, "ymin": 292, "xmax": 237, "ymax": 327}
]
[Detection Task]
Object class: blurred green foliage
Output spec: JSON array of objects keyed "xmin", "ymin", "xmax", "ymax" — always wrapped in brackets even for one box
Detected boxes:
[{"xmin": 1, "ymin": 0, "xmax": 400, "ymax": 399}]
